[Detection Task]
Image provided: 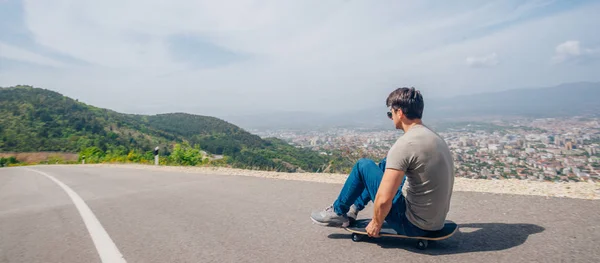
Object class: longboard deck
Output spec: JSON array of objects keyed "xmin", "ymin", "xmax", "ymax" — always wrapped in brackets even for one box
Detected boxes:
[{"xmin": 344, "ymin": 219, "xmax": 458, "ymax": 248}]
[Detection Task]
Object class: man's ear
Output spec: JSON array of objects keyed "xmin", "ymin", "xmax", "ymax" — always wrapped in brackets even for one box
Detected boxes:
[{"xmin": 396, "ymin": 109, "xmax": 403, "ymax": 119}]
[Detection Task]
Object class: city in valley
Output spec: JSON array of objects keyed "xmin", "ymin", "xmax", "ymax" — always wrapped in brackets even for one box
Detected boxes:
[{"xmin": 251, "ymin": 117, "xmax": 600, "ymax": 182}]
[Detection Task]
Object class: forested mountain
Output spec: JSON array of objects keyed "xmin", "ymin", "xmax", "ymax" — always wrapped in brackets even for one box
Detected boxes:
[
  {"xmin": 139, "ymin": 113, "xmax": 264, "ymax": 155},
  {"xmin": 0, "ymin": 86, "xmax": 176, "ymax": 153},
  {"xmin": 0, "ymin": 85, "xmax": 350, "ymax": 172}
]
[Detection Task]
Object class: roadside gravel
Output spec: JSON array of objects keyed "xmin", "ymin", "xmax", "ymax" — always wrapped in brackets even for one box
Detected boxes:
[{"xmin": 68, "ymin": 164, "xmax": 600, "ymax": 200}]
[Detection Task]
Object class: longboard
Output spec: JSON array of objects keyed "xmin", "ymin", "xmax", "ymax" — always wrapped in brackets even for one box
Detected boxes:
[{"xmin": 344, "ymin": 219, "xmax": 458, "ymax": 249}]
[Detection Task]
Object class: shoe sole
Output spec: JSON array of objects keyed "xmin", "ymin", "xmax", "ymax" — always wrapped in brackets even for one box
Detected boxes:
[{"xmin": 310, "ymin": 216, "xmax": 350, "ymax": 228}]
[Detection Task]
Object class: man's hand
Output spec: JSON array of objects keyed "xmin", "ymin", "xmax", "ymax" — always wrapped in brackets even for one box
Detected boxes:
[{"xmin": 366, "ymin": 220, "xmax": 382, "ymax": 237}]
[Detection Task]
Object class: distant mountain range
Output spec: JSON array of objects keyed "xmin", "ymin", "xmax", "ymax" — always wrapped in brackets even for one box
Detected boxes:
[
  {"xmin": 425, "ymin": 81, "xmax": 600, "ymax": 119},
  {"xmin": 223, "ymin": 82, "xmax": 600, "ymax": 130}
]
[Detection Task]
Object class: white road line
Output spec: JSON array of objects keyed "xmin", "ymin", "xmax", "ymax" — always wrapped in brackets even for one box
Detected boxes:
[{"xmin": 26, "ymin": 168, "xmax": 127, "ymax": 263}]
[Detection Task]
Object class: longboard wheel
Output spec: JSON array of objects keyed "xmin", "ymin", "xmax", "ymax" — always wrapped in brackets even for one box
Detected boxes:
[
  {"xmin": 416, "ymin": 240, "xmax": 428, "ymax": 250},
  {"xmin": 351, "ymin": 233, "xmax": 364, "ymax": 242}
]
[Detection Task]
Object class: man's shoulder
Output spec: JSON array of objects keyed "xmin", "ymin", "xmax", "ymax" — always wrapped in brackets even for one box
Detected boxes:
[
  {"xmin": 390, "ymin": 125, "xmax": 445, "ymax": 149},
  {"xmin": 415, "ymin": 124, "xmax": 447, "ymax": 143},
  {"xmin": 391, "ymin": 133, "xmax": 413, "ymax": 149},
  {"xmin": 400, "ymin": 125, "xmax": 437, "ymax": 141},
  {"xmin": 415, "ymin": 124, "xmax": 439, "ymax": 135}
]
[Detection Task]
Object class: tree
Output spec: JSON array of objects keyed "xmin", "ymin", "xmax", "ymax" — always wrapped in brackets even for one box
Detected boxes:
[{"xmin": 170, "ymin": 142, "xmax": 203, "ymax": 166}]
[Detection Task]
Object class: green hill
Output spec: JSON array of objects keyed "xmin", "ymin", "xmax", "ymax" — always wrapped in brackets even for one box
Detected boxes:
[
  {"xmin": 0, "ymin": 85, "xmax": 176, "ymax": 152},
  {"xmin": 139, "ymin": 113, "xmax": 264, "ymax": 155},
  {"xmin": 0, "ymin": 85, "xmax": 346, "ymax": 172}
]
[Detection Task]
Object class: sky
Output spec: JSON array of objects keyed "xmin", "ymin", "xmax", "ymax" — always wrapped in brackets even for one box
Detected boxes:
[{"xmin": 1, "ymin": 0, "xmax": 599, "ymax": 117}]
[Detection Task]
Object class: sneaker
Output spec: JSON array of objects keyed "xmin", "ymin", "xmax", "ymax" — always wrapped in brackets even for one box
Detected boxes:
[
  {"xmin": 310, "ymin": 205, "xmax": 350, "ymax": 227},
  {"xmin": 347, "ymin": 204, "xmax": 360, "ymax": 226}
]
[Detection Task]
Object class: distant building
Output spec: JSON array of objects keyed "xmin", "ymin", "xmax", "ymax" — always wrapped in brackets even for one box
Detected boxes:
[{"xmin": 565, "ymin": 141, "xmax": 573, "ymax": 150}]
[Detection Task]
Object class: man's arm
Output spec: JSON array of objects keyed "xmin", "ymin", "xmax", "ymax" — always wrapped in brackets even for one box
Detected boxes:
[
  {"xmin": 372, "ymin": 168, "xmax": 405, "ymax": 226},
  {"xmin": 367, "ymin": 139, "xmax": 412, "ymax": 236}
]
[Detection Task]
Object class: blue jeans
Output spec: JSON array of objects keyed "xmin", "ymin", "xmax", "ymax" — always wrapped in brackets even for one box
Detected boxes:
[{"xmin": 332, "ymin": 157, "xmax": 428, "ymax": 236}]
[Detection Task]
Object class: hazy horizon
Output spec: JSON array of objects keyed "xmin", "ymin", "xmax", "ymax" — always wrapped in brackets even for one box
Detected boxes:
[{"xmin": 1, "ymin": 1, "xmax": 600, "ymax": 117}]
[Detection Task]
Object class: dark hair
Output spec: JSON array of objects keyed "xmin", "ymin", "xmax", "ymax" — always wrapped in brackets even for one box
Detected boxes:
[{"xmin": 386, "ymin": 87, "xmax": 424, "ymax": 120}]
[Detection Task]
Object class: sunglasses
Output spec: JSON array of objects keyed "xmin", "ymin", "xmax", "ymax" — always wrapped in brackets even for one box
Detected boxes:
[{"xmin": 387, "ymin": 108, "xmax": 394, "ymax": 119}]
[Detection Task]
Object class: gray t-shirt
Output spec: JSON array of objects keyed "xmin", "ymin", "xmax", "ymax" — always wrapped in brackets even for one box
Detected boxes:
[{"xmin": 386, "ymin": 124, "xmax": 454, "ymax": 231}]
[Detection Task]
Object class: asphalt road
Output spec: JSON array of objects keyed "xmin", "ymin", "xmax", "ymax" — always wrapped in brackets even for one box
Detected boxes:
[{"xmin": 1, "ymin": 165, "xmax": 598, "ymax": 263}]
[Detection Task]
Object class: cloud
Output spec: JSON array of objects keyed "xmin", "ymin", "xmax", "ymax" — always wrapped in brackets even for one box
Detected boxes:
[
  {"xmin": 1, "ymin": 0, "xmax": 599, "ymax": 116},
  {"xmin": 552, "ymin": 40, "xmax": 600, "ymax": 64},
  {"xmin": 0, "ymin": 42, "xmax": 67, "ymax": 67},
  {"xmin": 466, "ymin": 53, "xmax": 499, "ymax": 68}
]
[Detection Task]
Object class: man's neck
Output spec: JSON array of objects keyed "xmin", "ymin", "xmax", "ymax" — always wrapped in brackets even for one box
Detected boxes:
[{"xmin": 401, "ymin": 119, "xmax": 423, "ymax": 133}]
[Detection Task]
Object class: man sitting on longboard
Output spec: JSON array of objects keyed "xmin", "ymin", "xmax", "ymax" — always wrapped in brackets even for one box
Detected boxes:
[{"xmin": 311, "ymin": 87, "xmax": 455, "ymax": 238}]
